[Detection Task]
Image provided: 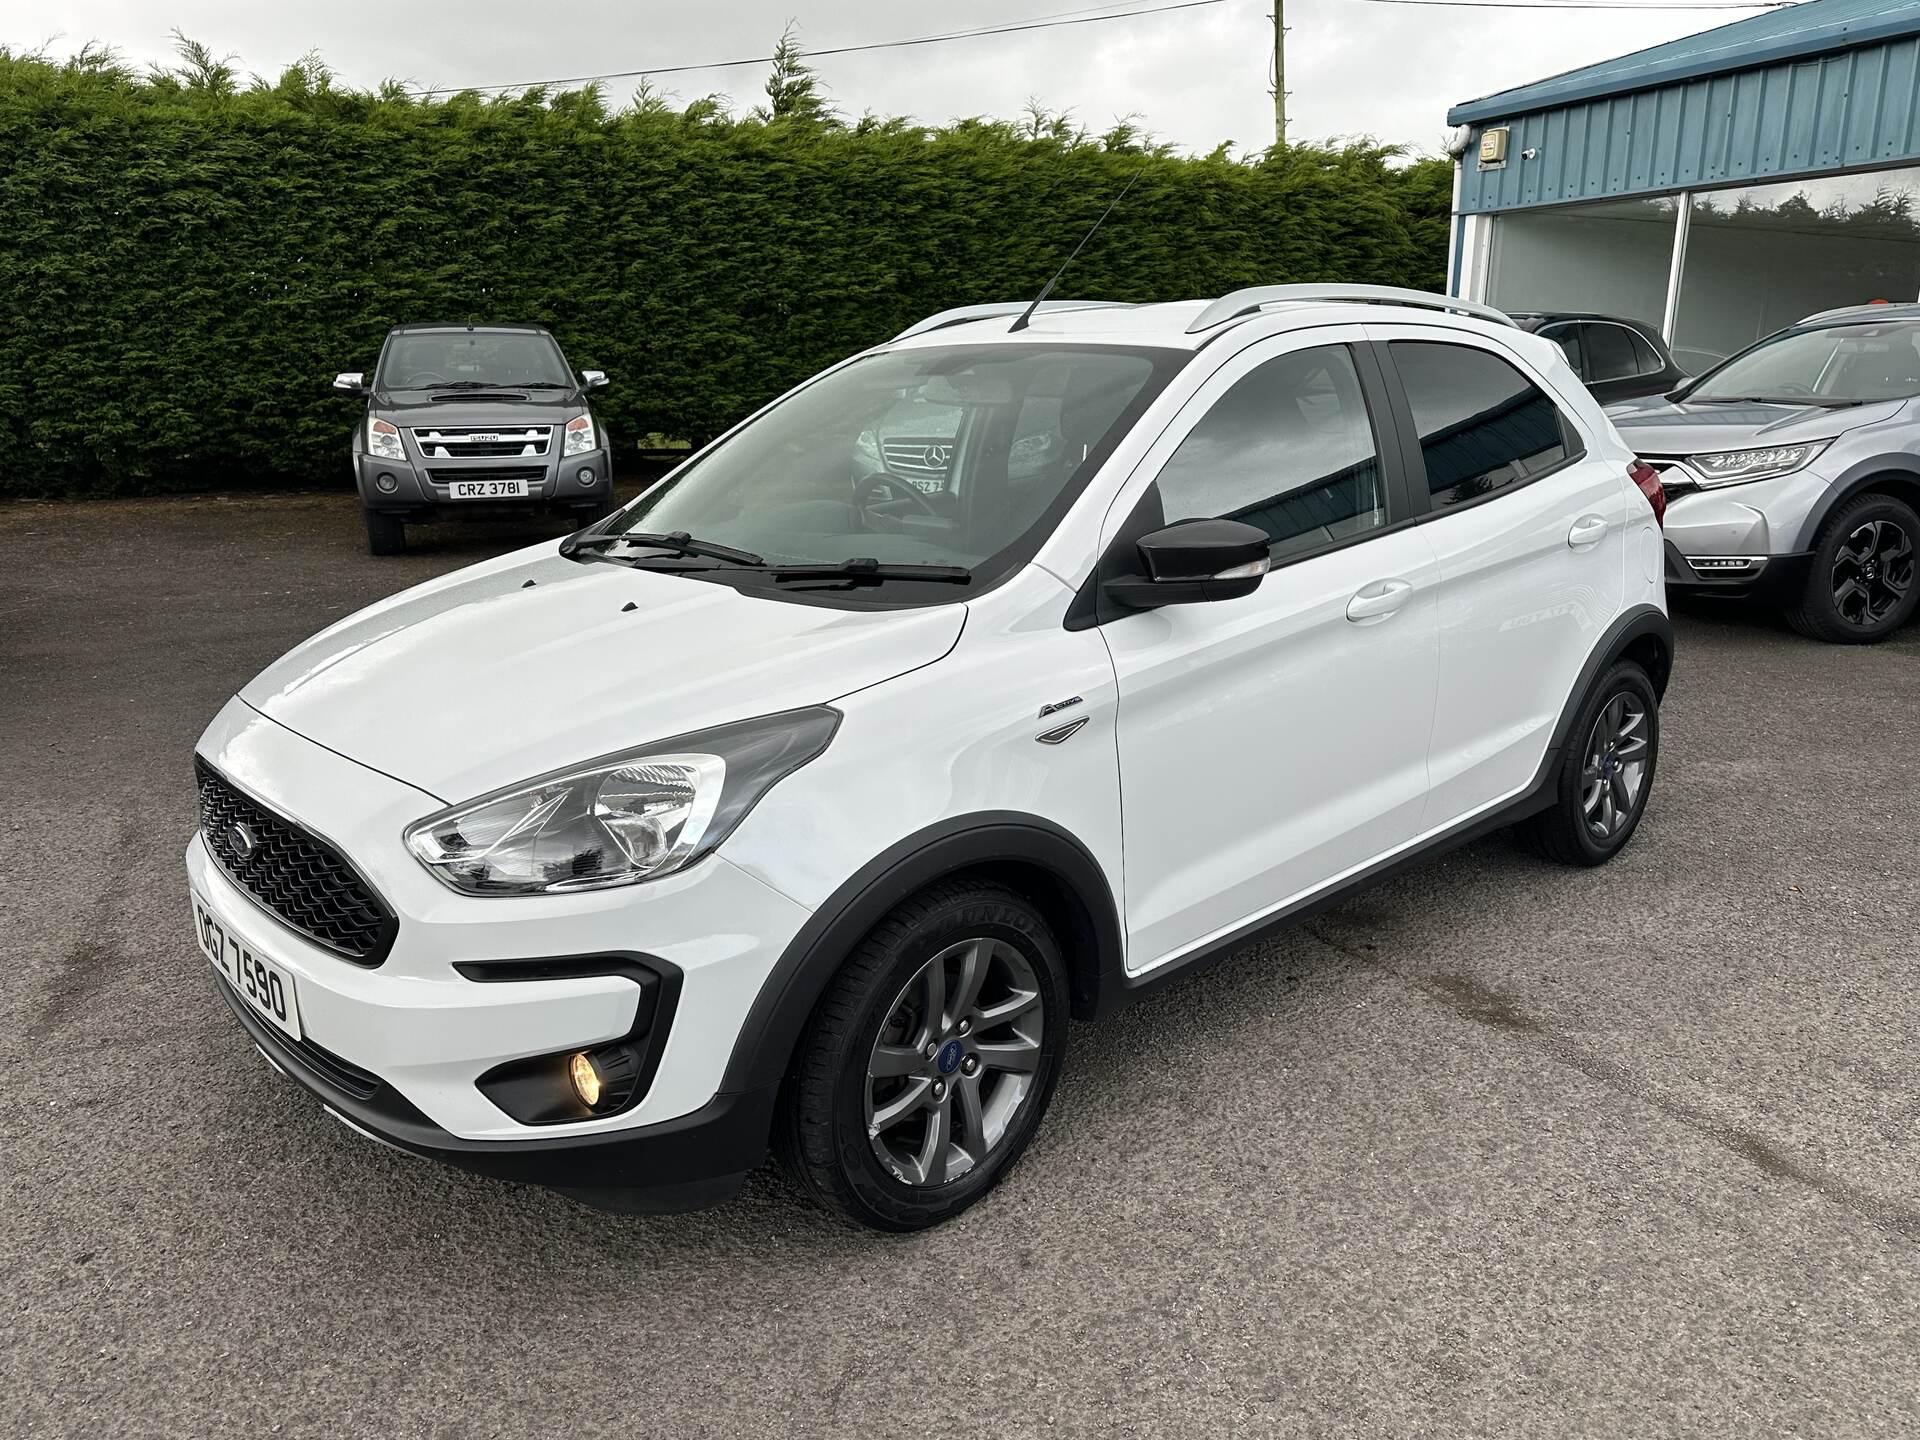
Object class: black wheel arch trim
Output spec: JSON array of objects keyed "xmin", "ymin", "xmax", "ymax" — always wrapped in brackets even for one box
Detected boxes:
[
  {"xmin": 1795, "ymin": 456, "xmax": 1920, "ymax": 551},
  {"xmin": 718, "ymin": 812, "xmax": 1123, "ymax": 1094}
]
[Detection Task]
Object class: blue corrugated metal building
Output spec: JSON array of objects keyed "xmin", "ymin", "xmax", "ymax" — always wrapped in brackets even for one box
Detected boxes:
[{"xmin": 1446, "ymin": 0, "xmax": 1920, "ymax": 372}]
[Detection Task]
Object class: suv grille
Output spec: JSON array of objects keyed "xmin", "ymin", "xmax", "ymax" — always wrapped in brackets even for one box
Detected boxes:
[
  {"xmin": 880, "ymin": 436, "xmax": 954, "ymax": 489},
  {"xmin": 410, "ymin": 426, "xmax": 551, "ymax": 459},
  {"xmin": 196, "ymin": 762, "xmax": 397, "ymax": 966}
]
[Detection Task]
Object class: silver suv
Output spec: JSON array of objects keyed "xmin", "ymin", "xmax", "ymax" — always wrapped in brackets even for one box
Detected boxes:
[{"xmin": 1607, "ymin": 304, "xmax": 1920, "ymax": 643}]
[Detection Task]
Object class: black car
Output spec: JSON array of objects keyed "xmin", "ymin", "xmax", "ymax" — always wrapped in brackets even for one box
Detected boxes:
[
  {"xmin": 333, "ymin": 324, "xmax": 615, "ymax": 555},
  {"xmin": 1510, "ymin": 312, "xmax": 1688, "ymax": 405}
]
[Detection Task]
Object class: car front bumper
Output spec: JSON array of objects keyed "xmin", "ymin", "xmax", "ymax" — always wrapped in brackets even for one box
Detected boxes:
[
  {"xmin": 354, "ymin": 447, "xmax": 612, "ymax": 515},
  {"xmin": 186, "ymin": 697, "xmax": 813, "ymax": 1210}
]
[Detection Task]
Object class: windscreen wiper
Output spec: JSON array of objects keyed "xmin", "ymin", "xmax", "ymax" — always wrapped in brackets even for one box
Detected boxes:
[
  {"xmin": 559, "ymin": 529, "xmax": 765, "ymax": 565},
  {"xmin": 1687, "ymin": 395, "xmax": 1866, "ymax": 408},
  {"xmin": 758, "ymin": 559, "xmax": 972, "ymax": 585}
]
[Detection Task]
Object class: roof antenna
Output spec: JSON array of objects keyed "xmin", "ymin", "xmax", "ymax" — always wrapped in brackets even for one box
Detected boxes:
[{"xmin": 1008, "ymin": 169, "xmax": 1142, "ymax": 333}]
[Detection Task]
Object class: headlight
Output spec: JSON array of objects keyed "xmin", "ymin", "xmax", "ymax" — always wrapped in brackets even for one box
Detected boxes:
[
  {"xmin": 368, "ymin": 417, "xmax": 405, "ymax": 461},
  {"xmin": 1687, "ymin": 442, "xmax": 1827, "ymax": 487},
  {"xmin": 564, "ymin": 415, "xmax": 597, "ymax": 455},
  {"xmin": 404, "ymin": 707, "xmax": 839, "ymax": 895}
]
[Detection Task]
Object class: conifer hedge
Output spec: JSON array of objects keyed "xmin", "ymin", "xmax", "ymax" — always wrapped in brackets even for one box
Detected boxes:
[{"xmin": 0, "ymin": 46, "xmax": 1453, "ymax": 496}]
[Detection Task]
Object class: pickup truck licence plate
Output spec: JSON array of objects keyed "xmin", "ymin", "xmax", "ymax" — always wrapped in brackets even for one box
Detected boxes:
[{"xmin": 449, "ymin": 478, "xmax": 530, "ymax": 499}]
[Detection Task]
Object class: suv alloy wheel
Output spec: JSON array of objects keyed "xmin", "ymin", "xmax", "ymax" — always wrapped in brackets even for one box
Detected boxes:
[
  {"xmin": 778, "ymin": 880, "xmax": 1069, "ymax": 1230},
  {"xmin": 1788, "ymin": 492, "xmax": 1920, "ymax": 643}
]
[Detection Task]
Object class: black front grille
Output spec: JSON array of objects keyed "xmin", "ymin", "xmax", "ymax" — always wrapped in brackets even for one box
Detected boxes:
[
  {"xmin": 289, "ymin": 1032, "xmax": 382, "ymax": 1099},
  {"xmin": 197, "ymin": 762, "xmax": 397, "ymax": 966}
]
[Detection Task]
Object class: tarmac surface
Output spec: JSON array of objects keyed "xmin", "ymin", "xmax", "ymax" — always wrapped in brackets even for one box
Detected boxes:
[{"xmin": 4, "ymin": 491, "xmax": 1917, "ymax": 1438}]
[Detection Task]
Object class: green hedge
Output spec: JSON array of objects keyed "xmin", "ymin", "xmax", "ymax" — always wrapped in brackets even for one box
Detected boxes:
[{"xmin": 0, "ymin": 50, "xmax": 1454, "ymax": 496}]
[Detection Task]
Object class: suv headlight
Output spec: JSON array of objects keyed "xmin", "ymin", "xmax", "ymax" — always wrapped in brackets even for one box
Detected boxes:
[
  {"xmin": 368, "ymin": 417, "xmax": 405, "ymax": 461},
  {"xmin": 403, "ymin": 708, "xmax": 839, "ymax": 895},
  {"xmin": 1687, "ymin": 442, "xmax": 1827, "ymax": 487},
  {"xmin": 564, "ymin": 415, "xmax": 597, "ymax": 455}
]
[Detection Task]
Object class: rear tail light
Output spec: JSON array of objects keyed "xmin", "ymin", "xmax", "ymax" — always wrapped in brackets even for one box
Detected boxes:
[{"xmin": 1628, "ymin": 461, "xmax": 1666, "ymax": 528}]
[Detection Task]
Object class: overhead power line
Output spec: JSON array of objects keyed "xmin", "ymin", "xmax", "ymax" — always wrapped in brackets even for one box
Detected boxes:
[
  {"xmin": 404, "ymin": 0, "xmax": 1232, "ymax": 97},
  {"xmin": 1352, "ymin": 0, "xmax": 1791, "ymax": 8}
]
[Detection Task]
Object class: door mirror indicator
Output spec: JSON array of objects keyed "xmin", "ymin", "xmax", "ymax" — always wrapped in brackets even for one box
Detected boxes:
[
  {"xmin": 333, "ymin": 371, "xmax": 368, "ymax": 396},
  {"xmin": 1105, "ymin": 518, "xmax": 1271, "ymax": 610}
]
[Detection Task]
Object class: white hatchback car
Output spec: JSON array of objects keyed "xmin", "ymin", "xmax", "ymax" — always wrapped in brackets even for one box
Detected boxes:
[{"xmin": 187, "ymin": 286, "xmax": 1673, "ymax": 1230}]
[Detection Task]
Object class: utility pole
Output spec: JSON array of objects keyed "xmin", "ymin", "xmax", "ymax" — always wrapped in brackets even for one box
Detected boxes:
[{"xmin": 1273, "ymin": 1, "xmax": 1287, "ymax": 146}]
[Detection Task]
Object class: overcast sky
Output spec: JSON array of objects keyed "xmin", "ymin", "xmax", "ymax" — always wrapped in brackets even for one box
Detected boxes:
[{"xmin": 3, "ymin": 0, "xmax": 1760, "ymax": 156}]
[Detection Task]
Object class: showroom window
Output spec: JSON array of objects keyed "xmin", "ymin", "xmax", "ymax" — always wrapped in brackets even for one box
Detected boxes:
[
  {"xmin": 1486, "ymin": 196, "xmax": 1680, "ymax": 333},
  {"xmin": 1156, "ymin": 345, "xmax": 1386, "ymax": 560},
  {"xmin": 1669, "ymin": 167, "xmax": 1920, "ymax": 374},
  {"xmin": 1389, "ymin": 342, "xmax": 1570, "ymax": 508}
]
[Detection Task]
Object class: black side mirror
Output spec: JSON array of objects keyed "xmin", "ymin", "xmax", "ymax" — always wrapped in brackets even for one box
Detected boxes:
[
  {"xmin": 1105, "ymin": 518, "xmax": 1271, "ymax": 610},
  {"xmin": 580, "ymin": 369, "xmax": 610, "ymax": 392},
  {"xmin": 333, "ymin": 371, "xmax": 369, "ymax": 397}
]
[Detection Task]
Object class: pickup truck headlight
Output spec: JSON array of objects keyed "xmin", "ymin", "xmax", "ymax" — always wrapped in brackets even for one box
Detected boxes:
[
  {"xmin": 368, "ymin": 418, "xmax": 406, "ymax": 461},
  {"xmin": 1687, "ymin": 442, "xmax": 1827, "ymax": 487},
  {"xmin": 564, "ymin": 415, "xmax": 597, "ymax": 456},
  {"xmin": 404, "ymin": 708, "xmax": 839, "ymax": 895}
]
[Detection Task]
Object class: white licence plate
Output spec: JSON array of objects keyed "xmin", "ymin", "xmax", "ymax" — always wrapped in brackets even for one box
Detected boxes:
[
  {"xmin": 193, "ymin": 892, "xmax": 302, "ymax": 1041},
  {"xmin": 448, "ymin": 478, "xmax": 530, "ymax": 499}
]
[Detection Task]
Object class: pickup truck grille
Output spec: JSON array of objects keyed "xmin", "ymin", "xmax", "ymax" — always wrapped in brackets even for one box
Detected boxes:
[
  {"xmin": 196, "ymin": 761, "xmax": 397, "ymax": 966},
  {"xmin": 410, "ymin": 426, "xmax": 552, "ymax": 459},
  {"xmin": 880, "ymin": 436, "xmax": 954, "ymax": 490}
]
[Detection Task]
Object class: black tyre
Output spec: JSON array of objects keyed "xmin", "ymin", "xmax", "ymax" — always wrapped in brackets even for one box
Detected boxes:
[
  {"xmin": 1519, "ymin": 659, "xmax": 1659, "ymax": 866},
  {"xmin": 777, "ymin": 879, "xmax": 1070, "ymax": 1231},
  {"xmin": 363, "ymin": 508, "xmax": 406, "ymax": 556},
  {"xmin": 1785, "ymin": 492, "xmax": 1919, "ymax": 643}
]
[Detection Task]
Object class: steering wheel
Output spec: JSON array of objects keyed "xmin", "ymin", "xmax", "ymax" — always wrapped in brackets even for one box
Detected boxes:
[
  {"xmin": 407, "ymin": 370, "xmax": 452, "ymax": 386},
  {"xmin": 854, "ymin": 471, "xmax": 942, "ymax": 520},
  {"xmin": 1772, "ymin": 381, "xmax": 1814, "ymax": 396}
]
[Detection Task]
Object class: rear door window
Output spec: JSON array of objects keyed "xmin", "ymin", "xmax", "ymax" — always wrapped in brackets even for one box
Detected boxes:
[
  {"xmin": 1389, "ymin": 341, "xmax": 1575, "ymax": 510},
  {"xmin": 1581, "ymin": 324, "xmax": 1642, "ymax": 382}
]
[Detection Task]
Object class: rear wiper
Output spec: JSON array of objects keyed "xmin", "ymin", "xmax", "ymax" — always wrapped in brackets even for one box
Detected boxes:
[
  {"xmin": 756, "ymin": 559, "xmax": 972, "ymax": 585},
  {"xmin": 560, "ymin": 529, "xmax": 765, "ymax": 565}
]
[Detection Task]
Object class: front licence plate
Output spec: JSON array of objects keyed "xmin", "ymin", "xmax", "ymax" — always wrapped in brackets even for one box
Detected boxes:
[
  {"xmin": 193, "ymin": 892, "xmax": 302, "ymax": 1041},
  {"xmin": 448, "ymin": 478, "xmax": 529, "ymax": 499}
]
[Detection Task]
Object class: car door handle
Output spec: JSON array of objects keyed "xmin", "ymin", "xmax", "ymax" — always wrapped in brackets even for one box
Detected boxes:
[
  {"xmin": 1568, "ymin": 514, "xmax": 1611, "ymax": 549},
  {"xmin": 1346, "ymin": 578, "xmax": 1413, "ymax": 624}
]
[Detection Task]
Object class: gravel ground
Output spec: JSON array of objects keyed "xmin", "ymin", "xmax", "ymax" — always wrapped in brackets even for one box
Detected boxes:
[{"xmin": 3, "ymin": 491, "xmax": 1917, "ymax": 1439}]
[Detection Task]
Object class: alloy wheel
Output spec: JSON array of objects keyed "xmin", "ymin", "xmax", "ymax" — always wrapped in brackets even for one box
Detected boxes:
[
  {"xmin": 865, "ymin": 936, "xmax": 1044, "ymax": 1188},
  {"xmin": 1832, "ymin": 518, "xmax": 1914, "ymax": 628},
  {"xmin": 1581, "ymin": 692, "xmax": 1651, "ymax": 841}
]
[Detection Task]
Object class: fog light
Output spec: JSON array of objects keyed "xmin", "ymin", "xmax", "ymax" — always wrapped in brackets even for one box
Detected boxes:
[
  {"xmin": 566, "ymin": 1044, "xmax": 641, "ymax": 1112},
  {"xmin": 576, "ymin": 468, "xmax": 595, "ymax": 487},
  {"xmin": 375, "ymin": 473, "xmax": 399, "ymax": 493},
  {"xmin": 568, "ymin": 1051, "xmax": 603, "ymax": 1107}
]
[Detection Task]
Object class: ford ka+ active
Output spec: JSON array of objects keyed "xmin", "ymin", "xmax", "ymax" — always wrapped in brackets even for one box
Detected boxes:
[{"xmin": 187, "ymin": 286, "xmax": 1673, "ymax": 1231}]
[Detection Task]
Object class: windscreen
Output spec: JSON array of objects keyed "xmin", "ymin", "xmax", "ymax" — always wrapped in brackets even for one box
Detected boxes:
[
  {"xmin": 1689, "ymin": 321, "xmax": 1920, "ymax": 404},
  {"xmin": 378, "ymin": 331, "xmax": 572, "ymax": 389},
  {"xmin": 608, "ymin": 344, "xmax": 1177, "ymax": 577}
]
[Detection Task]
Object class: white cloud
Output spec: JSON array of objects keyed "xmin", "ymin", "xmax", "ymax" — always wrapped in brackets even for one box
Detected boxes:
[{"xmin": 0, "ymin": 0, "xmax": 1749, "ymax": 155}]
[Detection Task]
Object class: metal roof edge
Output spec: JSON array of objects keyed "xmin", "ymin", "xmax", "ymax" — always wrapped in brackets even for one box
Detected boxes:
[{"xmin": 1446, "ymin": 6, "xmax": 1920, "ymax": 126}]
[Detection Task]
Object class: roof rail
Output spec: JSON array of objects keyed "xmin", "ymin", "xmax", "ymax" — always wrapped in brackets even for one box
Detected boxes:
[
  {"xmin": 1185, "ymin": 285, "xmax": 1515, "ymax": 334},
  {"xmin": 893, "ymin": 300, "xmax": 1134, "ymax": 341}
]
